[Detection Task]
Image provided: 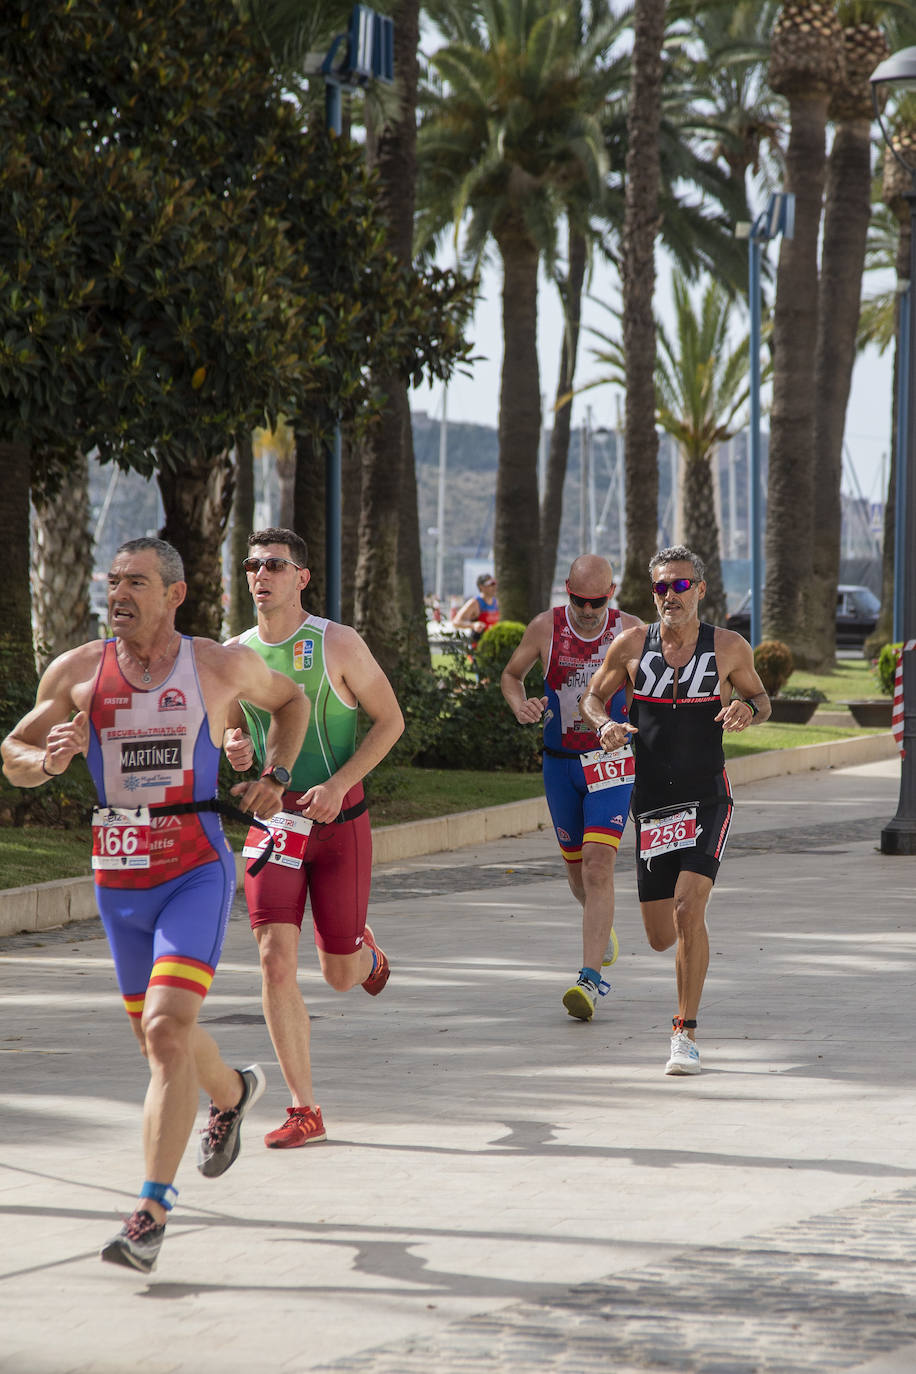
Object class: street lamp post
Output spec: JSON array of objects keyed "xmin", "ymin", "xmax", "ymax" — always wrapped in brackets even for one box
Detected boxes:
[
  {"xmin": 737, "ymin": 192, "xmax": 794, "ymax": 647},
  {"xmin": 871, "ymin": 46, "xmax": 916, "ymax": 855},
  {"xmin": 319, "ymin": 5, "xmax": 394, "ymax": 621}
]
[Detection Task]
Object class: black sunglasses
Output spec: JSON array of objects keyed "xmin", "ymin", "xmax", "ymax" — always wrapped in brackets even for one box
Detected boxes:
[
  {"xmin": 242, "ymin": 556, "xmax": 302, "ymax": 574},
  {"xmin": 652, "ymin": 578, "xmax": 696, "ymax": 595},
  {"xmin": 568, "ymin": 591, "xmax": 609, "ymax": 609}
]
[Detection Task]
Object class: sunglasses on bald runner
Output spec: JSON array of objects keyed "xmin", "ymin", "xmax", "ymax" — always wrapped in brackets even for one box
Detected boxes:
[
  {"xmin": 652, "ymin": 577, "xmax": 697, "ymax": 595},
  {"xmin": 567, "ymin": 590, "xmax": 610, "ymax": 609},
  {"xmin": 242, "ymin": 556, "xmax": 302, "ymax": 574}
]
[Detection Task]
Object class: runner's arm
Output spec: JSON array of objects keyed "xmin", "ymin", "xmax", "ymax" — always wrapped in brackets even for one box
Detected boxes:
[
  {"xmin": 295, "ymin": 626, "xmax": 403, "ymax": 823},
  {"xmin": 451, "ymin": 596, "xmax": 482, "ymax": 630},
  {"xmin": 223, "ymin": 648, "xmax": 310, "ymax": 815},
  {"xmin": 579, "ymin": 631, "xmax": 639, "ymax": 749},
  {"xmin": 714, "ymin": 630, "xmax": 771, "ymax": 730},
  {"xmin": 1, "ymin": 649, "xmax": 92, "ymax": 787},
  {"xmin": 500, "ymin": 616, "xmax": 549, "ymax": 724}
]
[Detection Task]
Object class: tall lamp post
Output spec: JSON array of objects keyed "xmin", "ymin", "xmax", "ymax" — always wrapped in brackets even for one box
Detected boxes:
[
  {"xmin": 871, "ymin": 47, "xmax": 916, "ymax": 855},
  {"xmin": 736, "ymin": 192, "xmax": 794, "ymax": 647},
  {"xmin": 319, "ymin": 5, "xmax": 393, "ymax": 621}
]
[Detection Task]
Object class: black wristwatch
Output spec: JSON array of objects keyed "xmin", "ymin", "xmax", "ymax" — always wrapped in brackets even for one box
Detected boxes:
[{"xmin": 261, "ymin": 764, "xmax": 291, "ymax": 787}]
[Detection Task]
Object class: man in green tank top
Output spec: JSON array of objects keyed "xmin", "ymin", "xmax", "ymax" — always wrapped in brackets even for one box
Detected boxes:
[{"xmin": 224, "ymin": 527, "xmax": 404, "ymax": 1150}]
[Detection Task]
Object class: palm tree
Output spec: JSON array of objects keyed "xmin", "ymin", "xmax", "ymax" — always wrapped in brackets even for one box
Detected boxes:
[
  {"xmin": 354, "ymin": 0, "xmax": 426, "ymax": 674},
  {"xmin": 763, "ymin": 0, "xmax": 844, "ymax": 667},
  {"xmin": 809, "ymin": 6, "xmax": 888, "ymax": 670},
  {"xmin": 30, "ymin": 454, "xmax": 93, "ymax": 669},
  {"xmin": 615, "ymin": 0, "xmax": 667, "ymax": 621},
  {"xmin": 679, "ymin": 0, "xmax": 786, "ymax": 198},
  {"xmin": 583, "ymin": 270, "xmax": 755, "ymax": 626},
  {"xmin": 654, "ymin": 272, "xmax": 753, "ymax": 625},
  {"xmin": 416, "ymin": 0, "xmax": 622, "ymax": 623}
]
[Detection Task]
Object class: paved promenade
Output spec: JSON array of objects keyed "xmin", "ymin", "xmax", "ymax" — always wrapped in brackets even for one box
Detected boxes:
[{"xmin": 1, "ymin": 757, "xmax": 915, "ymax": 1373}]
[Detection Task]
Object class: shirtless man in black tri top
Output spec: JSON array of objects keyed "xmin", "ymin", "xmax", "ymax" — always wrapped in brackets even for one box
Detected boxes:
[{"xmin": 581, "ymin": 545, "xmax": 770, "ymax": 1077}]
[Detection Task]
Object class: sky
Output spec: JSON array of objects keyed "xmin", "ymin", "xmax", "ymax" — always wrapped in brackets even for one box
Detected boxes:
[{"xmin": 410, "ymin": 248, "xmax": 895, "ymax": 510}]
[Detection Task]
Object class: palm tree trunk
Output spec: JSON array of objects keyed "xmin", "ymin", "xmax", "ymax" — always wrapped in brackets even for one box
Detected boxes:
[
  {"xmin": 620, "ymin": 0, "xmax": 665, "ymax": 622},
  {"xmin": 30, "ymin": 452, "xmax": 93, "ymax": 671},
  {"xmin": 0, "ymin": 441, "xmax": 37, "ymax": 720},
  {"xmin": 494, "ymin": 218, "xmax": 542, "ymax": 624},
  {"xmin": 158, "ymin": 449, "xmax": 234, "ymax": 640},
  {"xmin": 810, "ymin": 115, "xmax": 872, "ymax": 670},
  {"xmin": 811, "ymin": 24, "xmax": 887, "ymax": 669},
  {"xmin": 227, "ymin": 431, "xmax": 254, "ymax": 637},
  {"xmin": 354, "ymin": 0, "xmax": 427, "ymax": 669},
  {"xmin": 293, "ymin": 425, "xmax": 326, "ymax": 618},
  {"xmin": 763, "ymin": 91, "xmax": 829, "ymax": 665},
  {"xmin": 682, "ymin": 449, "xmax": 727, "ymax": 625},
  {"xmin": 540, "ymin": 224, "xmax": 587, "ymax": 604}
]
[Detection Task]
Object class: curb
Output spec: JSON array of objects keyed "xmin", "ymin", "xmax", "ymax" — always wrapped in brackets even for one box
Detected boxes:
[{"xmin": 0, "ymin": 732, "xmax": 899, "ymax": 940}]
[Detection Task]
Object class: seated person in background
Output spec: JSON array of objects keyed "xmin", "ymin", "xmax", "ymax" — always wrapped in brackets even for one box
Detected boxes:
[{"xmin": 452, "ymin": 573, "xmax": 500, "ymax": 650}]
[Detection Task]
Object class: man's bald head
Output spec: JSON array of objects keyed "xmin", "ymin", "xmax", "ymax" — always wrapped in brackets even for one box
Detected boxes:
[{"xmin": 567, "ymin": 555, "xmax": 614, "ymax": 595}]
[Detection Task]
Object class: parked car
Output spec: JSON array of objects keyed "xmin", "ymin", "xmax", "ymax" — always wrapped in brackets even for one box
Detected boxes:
[{"xmin": 725, "ymin": 584, "xmax": 880, "ymax": 649}]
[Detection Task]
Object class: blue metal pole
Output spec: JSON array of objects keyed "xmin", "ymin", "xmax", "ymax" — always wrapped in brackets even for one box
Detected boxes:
[
  {"xmin": 748, "ymin": 232, "xmax": 763, "ymax": 648},
  {"xmin": 882, "ymin": 188, "xmax": 916, "ymax": 854},
  {"xmin": 893, "ymin": 281, "xmax": 909, "ymax": 644}
]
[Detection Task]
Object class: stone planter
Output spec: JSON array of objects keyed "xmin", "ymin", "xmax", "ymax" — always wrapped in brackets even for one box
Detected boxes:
[
  {"xmin": 844, "ymin": 699, "xmax": 893, "ymax": 729},
  {"xmin": 768, "ymin": 697, "xmax": 820, "ymax": 725}
]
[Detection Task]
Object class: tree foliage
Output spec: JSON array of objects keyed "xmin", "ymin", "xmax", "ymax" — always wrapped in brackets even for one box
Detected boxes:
[{"xmin": 0, "ymin": 0, "xmax": 474, "ymax": 667}]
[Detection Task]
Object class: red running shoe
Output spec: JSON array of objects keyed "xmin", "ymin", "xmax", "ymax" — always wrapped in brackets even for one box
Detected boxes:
[
  {"xmin": 361, "ymin": 924, "xmax": 390, "ymax": 995},
  {"xmin": 264, "ymin": 1105, "xmax": 327, "ymax": 1149}
]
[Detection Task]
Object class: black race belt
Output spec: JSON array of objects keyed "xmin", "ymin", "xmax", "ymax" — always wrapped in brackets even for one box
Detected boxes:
[{"xmin": 148, "ymin": 799, "xmax": 275, "ymax": 876}]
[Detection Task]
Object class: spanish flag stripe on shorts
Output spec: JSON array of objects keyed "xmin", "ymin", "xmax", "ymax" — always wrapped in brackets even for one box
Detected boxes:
[
  {"xmin": 582, "ymin": 827, "xmax": 622, "ymax": 850},
  {"xmin": 149, "ymin": 956, "xmax": 214, "ymax": 996}
]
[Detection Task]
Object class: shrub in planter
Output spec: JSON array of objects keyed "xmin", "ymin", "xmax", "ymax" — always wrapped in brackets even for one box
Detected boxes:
[
  {"xmin": 420, "ymin": 680, "xmax": 542, "ymax": 772},
  {"xmin": 475, "ymin": 621, "xmax": 543, "ymax": 695},
  {"xmin": 876, "ymin": 642, "xmax": 902, "ymax": 697},
  {"xmin": 776, "ymin": 686, "xmax": 827, "ymax": 703},
  {"xmin": 753, "ymin": 640, "xmax": 794, "ymax": 698}
]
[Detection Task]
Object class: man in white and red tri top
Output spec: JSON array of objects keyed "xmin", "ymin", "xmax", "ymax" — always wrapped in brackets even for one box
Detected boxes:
[
  {"xmin": 1, "ymin": 537, "xmax": 308, "ymax": 1274},
  {"xmin": 500, "ymin": 555, "xmax": 644, "ymax": 1023}
]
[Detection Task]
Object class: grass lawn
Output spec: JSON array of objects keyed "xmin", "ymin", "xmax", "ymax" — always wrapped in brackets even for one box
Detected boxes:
[
  {"xmin": 784, "ymin": 656, "xmax": 879, "ymax": 703},
  {"xmin": 0, "ymin": 714, "xmax": 890, "ymax": 892}
]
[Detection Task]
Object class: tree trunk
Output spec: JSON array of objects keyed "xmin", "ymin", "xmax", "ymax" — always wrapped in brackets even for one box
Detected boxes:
[
  {"xmin": 158, "ymin": 450, "xmax": 234, "ymax": 640},
  {"xmin": 31, "ymin": 452, "xmax": 93, "ymax": 671},
  {"xmin": 354, "ymin": 0, "xmax": 427, "ymax": 669},
  {"xmin": 493, "ymin": 221, "xmax": 542, "ymax": 624},
  {"xmin": 619, "ymin": 0, "xmax": 665, "ymax": 622},
  {"xmin": 227, "ymin": 431, "xmax": 255, "ymax": 637},
  {"xmin": 540, "ymin": 223, "xmax": 587, "ymax": 603},
  {"xmin": 293, "ymin": 426, "xmax": 327, "ymax": 618},
  {"xmin": 682, "ymin": 449, "xmax": 727, "ymax": 625},
  {"xmin": 0, "ymin": 441, "xmax": 38, "ymax": 723},
  {"xmin": 341, "ymin": 424, "xmax": 359, "ymax": 628},
  {"xmin": 810, "ymin": 115, "xmax": 872, "ymax": 670},
  {"xmin": 275, "ymin": 444, "xmax": 296, "ymax": 529},
  {"xmin": 762, "ymin": 90, "xmax": 829, "ymax": 665}
]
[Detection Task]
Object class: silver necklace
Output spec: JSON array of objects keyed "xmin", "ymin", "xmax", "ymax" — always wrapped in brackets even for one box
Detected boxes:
[{"xmin": 119, "ymin": 633, "xmax": 179, "ymax": 684}]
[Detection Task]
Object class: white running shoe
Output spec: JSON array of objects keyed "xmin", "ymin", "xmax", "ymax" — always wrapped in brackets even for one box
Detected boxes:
[{"xmin": 665, "ymin": 1031, "xmax": 701, "ymax": 1075}]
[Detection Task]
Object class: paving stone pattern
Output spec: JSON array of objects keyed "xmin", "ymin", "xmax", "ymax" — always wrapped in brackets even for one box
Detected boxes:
[{"xmin": 311, "ymin": 1186, "xmax": 916, "ymax": 1374}]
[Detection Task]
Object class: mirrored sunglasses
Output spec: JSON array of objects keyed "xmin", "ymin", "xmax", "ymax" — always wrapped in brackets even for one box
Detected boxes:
[
  {"xmin": 652, "ymin": 578, "xmax": 696, "ymax": 595},
  {"xmin": 242, "ymin": 556, "xmax": 302, "ymax": 574}
]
